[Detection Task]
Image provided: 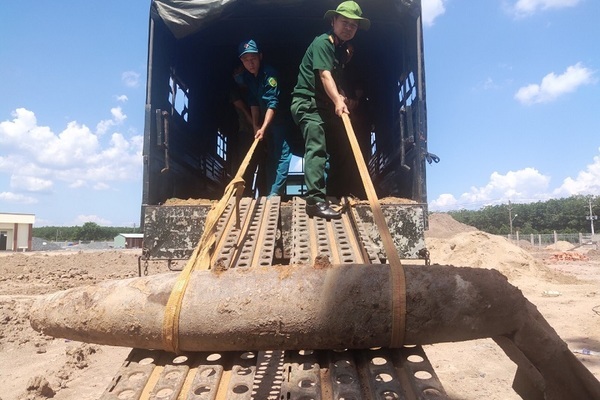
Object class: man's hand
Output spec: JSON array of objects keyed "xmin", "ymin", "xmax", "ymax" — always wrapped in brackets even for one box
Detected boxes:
[
  {"xmin": 335, "ymin": 96, "xmax": 349, "ymax": 117},
  {"xmin": 255, "ymin": 128, "xmax": 265, "ymax": 140}
]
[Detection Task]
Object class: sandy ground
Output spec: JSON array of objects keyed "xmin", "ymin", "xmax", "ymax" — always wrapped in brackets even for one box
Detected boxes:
[{"xmin": 0, "ymin": 213, "xmax": 599, "ymax": 399}]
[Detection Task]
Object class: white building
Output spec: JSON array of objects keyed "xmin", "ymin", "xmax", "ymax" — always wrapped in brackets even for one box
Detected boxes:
[
  {"xmin": 0, "ymin": 213, "xmax": 35, "ymax": 251},
  {"xmin": 114, "ymin": 233, "xmax": 144, "ymax": 249}
]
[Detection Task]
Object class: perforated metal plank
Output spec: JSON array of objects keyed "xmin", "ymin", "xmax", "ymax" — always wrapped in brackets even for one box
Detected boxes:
[
  {"xmin": 211, "ymin": 196, "xmax": 280, "ymax": 270},
  {"xmin": 147, "ymin": 356, "xmax": 190, "ymax": 399},
  {"xmin": 358, "ymin": 348, "xmax": 407, "ymax": 399},
  {"xmin": 247, "ymin": 196, "xmax": 281, "ymax": 268},
  {"xmin": 102, "ymin": 347, "xmax": 448, "ymax": 399},
  {"xmin": 290, "ymin": 197, "xmax": 312, "ymax": 265},
  {"xmin": 99, "ymin": 349, "xmax": 167, "ymax": 400},
  {"xmin": 328, "ymin": 350, "xmax": 363, "ymax": 399},
  {"xmin": 395, "ymin": 346, "xmax": 448, "ymax": 399},
  {"xmin": 185, "ymin": 354, "xmax": 225, "ymax": 400},
  {"xmin": 290, "ymin": 197, "xmax": 365, "ymax": 265},
  {"xmin": 250, "ymin": 350, "xmax": 285, "ymax": 399},
  {"xmin": 280, "ymin": 349, "xmax": 322, "ymax": 400},
  {"xmin": 212, "ymin": 197, "xmax": 256, "ymax": 270}
]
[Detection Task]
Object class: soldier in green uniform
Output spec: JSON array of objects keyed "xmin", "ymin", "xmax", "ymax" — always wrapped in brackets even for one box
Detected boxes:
[{"xmin": 290, "ymin": 1, "xmax": 370, "ymax": 219}]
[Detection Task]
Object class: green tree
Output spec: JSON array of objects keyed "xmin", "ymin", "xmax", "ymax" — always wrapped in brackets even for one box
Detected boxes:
[
  {"xmin": 76, "ymin": 222, "xmax": 104, "ymax": 241},
  {"xmin": 447, "ymin": 195, "xmax": 598, "ymax": 235}
]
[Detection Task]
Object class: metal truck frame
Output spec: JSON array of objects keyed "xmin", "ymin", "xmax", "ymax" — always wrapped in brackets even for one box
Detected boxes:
[{"xmin": 140, "ymin": 0, "xmax": 433, "ymax": 264}]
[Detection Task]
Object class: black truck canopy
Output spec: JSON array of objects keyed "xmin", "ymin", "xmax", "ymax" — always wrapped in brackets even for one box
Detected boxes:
[{"xmin": 153, "ymin": 0, "xmax": 421, "ymax": 39}]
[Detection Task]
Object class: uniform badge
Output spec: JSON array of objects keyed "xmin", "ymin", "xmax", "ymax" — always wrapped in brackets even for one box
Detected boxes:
[{"xmin": 268, "ymin": 77, "xmax": 277, "ymax": 87}]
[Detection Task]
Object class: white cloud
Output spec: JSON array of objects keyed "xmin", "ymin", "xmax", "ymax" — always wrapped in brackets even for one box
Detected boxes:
[
  {"xmin": 69, "ymin": 179, "xmax": 86, "ymax": 189},
  {"xmin": 553, "ymin": 148, "xmax": 600, "ymax": 196},
  {"xmin": 122, "ymin": 71, "xmax": 141, "ymax": 88},
  {"xmin": 514, "ymin": 63, "xmax": 596, "ymax": 105},
  {"xmin": 10, "ymin": 175, "xmax": 53, "ymax": 192},
  {"xmin": 430, "ymin": 167, "xmax": 551, "ymax": 211},
  {"xmin": 431, "ymin": 149, "xmax": 600, "ymax": 211},
  {"xmin": 0, "ymin": 191, "xmax": 38, "ymax": 204},
  {"xmin": 42, "ymin": 121, "xmax": 100, "ymax": 166},
  {"xmin": 429, "ymin": 193, "xmax": 458, "ymax": 210},
  {"xmin": 0, "ymin": 108, "xmax": 143, "ymax": 205},
  {"xmin": 116, "ymin": 95, "xmax": 128, "ymax": 103},
  {"xmin": 93, "ymin": 182, "xmax": 110, "ymax": 190},
  {"xmin": 422, "ymin": 0, "xmax": 447, "ymax": 27},
  {"xmin": 511, "ymin": 0, "xmax": 581, "ymax": 17},
  {"xmin": 96, "ymin": 106, "xmax": 127, "ymax": 135}
]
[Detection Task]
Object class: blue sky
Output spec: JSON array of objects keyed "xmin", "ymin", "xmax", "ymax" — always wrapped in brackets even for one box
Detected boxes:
[{"xmin": 1, "ymin": 0, "xmax": 599, "ymax": 227}]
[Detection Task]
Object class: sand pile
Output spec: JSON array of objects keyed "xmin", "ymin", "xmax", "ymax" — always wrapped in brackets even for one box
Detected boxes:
[
  {"xmin": 425, "ymin": 213, "xmax": 545, "ymax": 279},
  {"xmin": 545, "ymin": 240, "xmax": 575, "ymax": 251},
  {"xmin": 427, "ymin": 231, "xmax": 545, "ymax": 279},
  {"xmin": 425, "ymin": 213, "xmax": 478, "ymax": 239}
]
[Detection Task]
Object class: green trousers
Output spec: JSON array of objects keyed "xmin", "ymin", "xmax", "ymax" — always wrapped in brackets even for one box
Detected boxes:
[
  {"xmin": 290, "ymin": 96, "xmax": 328, "ymax": 204},
  {"xmin": 292, "ymin": 95, "xmax": 364, "ymax": 204}
]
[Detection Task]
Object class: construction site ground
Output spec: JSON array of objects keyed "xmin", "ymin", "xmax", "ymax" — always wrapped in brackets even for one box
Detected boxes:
[{"xmin": 1, "ymin": 213, "xmax": 599, "ymax": 400}]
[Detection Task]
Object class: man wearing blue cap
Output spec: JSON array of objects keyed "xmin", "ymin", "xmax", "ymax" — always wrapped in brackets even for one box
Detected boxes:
[
  {"xmin": 237, "ymin": 39, "xmax": 292, "ymax": 198},
  {"xmin": 290, "ymin": 1, "xmax": 370, "ymax": 219}
]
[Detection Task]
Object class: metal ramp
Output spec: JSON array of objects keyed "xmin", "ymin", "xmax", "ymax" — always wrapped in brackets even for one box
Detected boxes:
[
  {"xmin": 100, "ymin": 196, "xmax": 447, "ymax": 399},
  {"xmin": 100, "ymin": 347, "xmax": 446, "ymax": 399}
]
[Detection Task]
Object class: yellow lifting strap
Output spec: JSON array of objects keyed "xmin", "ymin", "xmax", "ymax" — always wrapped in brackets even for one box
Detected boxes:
[
  {"xmin": 341, "ymin": 114, "xmax": 406, "ymax": 348},
  {"xmin": 162, "ymin": 138, "xmax": 260, "ymax": 354}
]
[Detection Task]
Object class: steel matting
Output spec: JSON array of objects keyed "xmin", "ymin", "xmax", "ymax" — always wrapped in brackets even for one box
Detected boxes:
[
  {"xmin": 211, "ymin": 196, "xmax": 280, "ymax": 270},
  {"xmin": 101, "ymin": 348, "xmax": 448, "ymax": 399},
  {"xmin": 291, "ymin": 197, "xmax": 365, "ymax": 266}
]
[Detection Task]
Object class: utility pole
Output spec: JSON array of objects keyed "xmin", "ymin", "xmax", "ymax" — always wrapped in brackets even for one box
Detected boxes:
[
  {"xmin": 508, "ymin": 201, "xmax": 517, "ymax": 238},
  {"xmin": 586, "ymin": 198, "xmax": 597, "ymax": 236}
]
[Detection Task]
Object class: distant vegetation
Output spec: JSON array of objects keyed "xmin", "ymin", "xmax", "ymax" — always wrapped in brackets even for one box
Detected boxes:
[
  {"xmin": 33, "ymin": 195, "xmax": 598, "ymax": 241},
  {"xmin": 447, "ymin": 195, "xmax": 599, "ymax": 235},
  {"xmin": 33, "ymin": 222, "xmax": 139, "ymax": 242}
]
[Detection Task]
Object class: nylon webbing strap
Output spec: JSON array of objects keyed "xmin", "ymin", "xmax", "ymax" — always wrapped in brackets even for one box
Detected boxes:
[
  {"xmin": 341, "ymin": 114, "xmax": 406, "ymax": 348},
  {"xmin": 162, "ymin": 138, "xmax": 260, "ymax": 354}
]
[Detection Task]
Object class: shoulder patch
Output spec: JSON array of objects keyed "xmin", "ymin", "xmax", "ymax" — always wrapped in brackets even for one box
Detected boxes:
[{"xmin": 267, "ymin": 77, "xmax": 277, "ymax": 88}]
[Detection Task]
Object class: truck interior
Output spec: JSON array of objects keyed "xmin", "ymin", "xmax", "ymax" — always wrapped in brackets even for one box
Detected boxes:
[{"xmin": 143, "ymin": 0, "xmax": 430, "ymax": 211}]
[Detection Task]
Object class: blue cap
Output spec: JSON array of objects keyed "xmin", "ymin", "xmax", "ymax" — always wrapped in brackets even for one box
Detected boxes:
[{"xmin": 238, "ymin": 39, "xmax": 259, "ymax": 57}]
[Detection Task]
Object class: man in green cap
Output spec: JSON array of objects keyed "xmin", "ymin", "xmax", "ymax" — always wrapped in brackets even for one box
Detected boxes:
[{"xmin": 290, "ymin": 1, "xmax": 370, "ymax": 219}]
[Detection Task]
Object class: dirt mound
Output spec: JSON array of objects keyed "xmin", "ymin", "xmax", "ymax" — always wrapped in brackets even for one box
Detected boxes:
[
  {"xmin": 0, "ymin": 250, "xmax": 140, "ymax": 296},
  {"xmin": 587, "ymin": 248, "xmax": 600, "ymax": 260},
  {"xmin": 425, "ymin": 212, "xmax": 478, "ymax": 239},
  {"xmin": 426, "ymin": 230, "xmax": 547, "ymax": 280},
  {"xmin": 545, "ymin": 240, "xmax": 575, "ymax": 251}
]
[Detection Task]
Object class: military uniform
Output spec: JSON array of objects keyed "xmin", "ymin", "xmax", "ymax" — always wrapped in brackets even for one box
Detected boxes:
[
  {"xmin": 241, "ymin": 63, "xmax": 292, "ymax": 197},
  {"xmin": 290, "ymin": 32, "xmax": 354, "ymax": 205}
]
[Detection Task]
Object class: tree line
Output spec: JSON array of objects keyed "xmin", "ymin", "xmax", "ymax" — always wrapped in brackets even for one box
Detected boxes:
[
  {"xmin": 446, "ymin": 195, "xmax": 599, "ymax": 235},
  {"xmin": 32, "ymin": 195, "xmax": 599, "ymax": 240},
  {"xmin": 33, "ymin": 222, "xmax": 139, "ymax": 242}
]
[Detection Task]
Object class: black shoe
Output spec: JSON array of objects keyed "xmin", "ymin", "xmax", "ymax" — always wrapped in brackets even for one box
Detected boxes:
[{"xmin": 306, "ymin": 201, "xmax": 341, "ymax": 220}]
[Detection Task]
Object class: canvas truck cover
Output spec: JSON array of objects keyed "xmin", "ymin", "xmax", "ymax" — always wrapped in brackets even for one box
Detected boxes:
[{"xmin": 153, "ymin": 0, "xmax": 420, "ymax": 39}]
